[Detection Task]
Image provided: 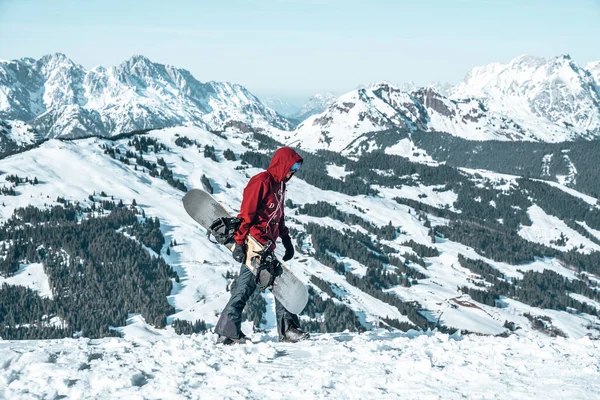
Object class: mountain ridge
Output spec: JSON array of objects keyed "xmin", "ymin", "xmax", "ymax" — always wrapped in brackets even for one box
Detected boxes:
[{"xmin": 0, "ymin": 53, "xmax": 291, "ymax": 139}]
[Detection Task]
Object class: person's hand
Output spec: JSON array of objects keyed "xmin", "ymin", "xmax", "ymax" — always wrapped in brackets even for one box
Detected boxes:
[
  {"xmin": 232, "ymin": 243, "xmax": 247, "ymax": 264},
  {"xmin": 281, "ymin": 235, "xmax": 294, "ymax": 262}
]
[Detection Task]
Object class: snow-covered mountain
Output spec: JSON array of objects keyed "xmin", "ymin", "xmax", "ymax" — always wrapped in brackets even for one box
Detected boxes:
[
  {"xmin": 261, "ymin": 96, "xmax": 302, "ymax": 118},
  {"xmin": 286, "ymin": 83, "xmax": 531, "ymax": 154},
  {"xmin": 452, "ymin": 54, "xmax": 600, "ymax": 142},
  {"xmin": 284, "ymin": 55, "xmax": 600, "ymax": 154},
  {"xmin": 293, "ymin": 92, "xmax": 337, "ymax": 121},
  {"xmin": 587, "ymin": 60, "xmax": 600, "ymax": 84},
  {"xmin": 398, "ymin": 80, "xmax": 453, "ymax": 97},
  {"xmin": 260, "ymin": 92, "xmax": 338, "ymax": 122},
  {"xmin": 0, "ymin": 53, "xmax": 291, "ymax": 138},
  {"xmin": 0, "ymin": 119, "xmax": 40, "ymax": 146}
]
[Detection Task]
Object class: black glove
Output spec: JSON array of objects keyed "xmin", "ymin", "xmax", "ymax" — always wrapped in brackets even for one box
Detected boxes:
[
  {"xmin": 281, "ymin": 235, "xmax": 294, "ymax": 262},
  {"xmin": 232, "ymin": 243, "xmax": 247, "ymax": 264}
]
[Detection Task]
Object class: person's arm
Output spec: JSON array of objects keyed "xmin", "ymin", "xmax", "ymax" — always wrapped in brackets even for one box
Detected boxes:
[
  {"xmin": 278, "ymin": 204, "xmax": 289, "ymax": 240},
  {"xmin": 234, "ymin": 177, "xmax": 267, "ymax": 245},
  {"xmin": 279, "ymin": 188, "xmax": 294, "ymax": 261}
]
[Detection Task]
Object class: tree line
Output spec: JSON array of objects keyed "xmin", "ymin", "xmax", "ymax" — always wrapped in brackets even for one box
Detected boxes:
[{"xmin": 0, "ymin": 202, "xmax": 177, "ymax": 339}]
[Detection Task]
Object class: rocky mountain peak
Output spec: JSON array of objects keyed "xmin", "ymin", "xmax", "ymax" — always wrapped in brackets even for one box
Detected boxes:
[{"xmin": 0, "ymin": 53, "xmax": 290, "ymax": 138}]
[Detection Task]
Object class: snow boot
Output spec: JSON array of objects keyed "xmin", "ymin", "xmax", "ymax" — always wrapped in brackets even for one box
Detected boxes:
[
  {"xmin": 279, "ymin": 326, "xmax": 310, "ymax": 343},
  {"xmin": 217, "ymin": 333, "xmax": 249, "ymax": 345}
]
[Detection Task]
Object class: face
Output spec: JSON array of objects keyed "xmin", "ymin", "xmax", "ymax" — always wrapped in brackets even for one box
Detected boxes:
[{"xmin": 286, "ymin": 161, "xmax": 301, "ymax": 180}]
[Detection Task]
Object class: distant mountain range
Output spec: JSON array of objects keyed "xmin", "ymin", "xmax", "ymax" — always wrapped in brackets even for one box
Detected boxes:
[
  {"xmin": 0, "ymin": 53, "xmax": 291, "ymax": 139},
  {"xmin": 1, "ymin": 53, "xmax": 599, "ymax": 153},
  {"xmin": 262, "ymin": 92, "xmax": 337, "ymax": 121},
  {"xmin": 286, "ymin": 55, "xmax": 600, "ymax": 154}
]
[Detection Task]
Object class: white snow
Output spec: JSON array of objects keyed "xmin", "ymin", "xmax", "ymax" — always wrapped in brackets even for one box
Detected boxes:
[
  {"xmin": 541, "ymin": 154, "xmax": 553, "ymax": 176},
  {"xmin": 2, "ymin": 120, "xmax": 39, "ymax": 145},
  {"xmin": 0, "ymin": 122, "xmax": 599, "ymax": 400},
  {"xmin": 377, "ymin": 185, "xmax": 458, "ymax": 210},
  {"xmin": 325, "ymin": 164, "xmax": 351, "ymax": 179},
  {"xmin": 556, "ymin": 154, "xmax": 577, "ymax": 186},
  {"xmin": 452, "ymin": 54, "xmax": 600, "ymax": 142},
  {"xmin": 385, "ymin": 138, "xmax": 436, "ymax": 162},
  {"xmin": 585, "ymin": 60, "xmax": 600, "ymax": 87},
  {"xmin": 459, "ymin": 167, "xmax": 519, "ymax": 191},
  {"xmin": 0, "ymin": 263, "xmax": 53, "ymax": 299},
  {"xmin": 0, "ymin": 331, "xmax": 599, "ymax": 399},
  {"xmin": 519, "ymin": 205, "xmax": 600, "ymax": 253}
]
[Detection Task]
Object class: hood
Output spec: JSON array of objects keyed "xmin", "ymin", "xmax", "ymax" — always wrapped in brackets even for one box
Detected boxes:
[{"xmin": 266, "ymin": 147, "xmax": 303, "ymax": 182}]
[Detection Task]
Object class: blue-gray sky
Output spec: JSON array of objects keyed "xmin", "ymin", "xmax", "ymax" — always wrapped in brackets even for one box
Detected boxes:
[{"xmin": 1, "ymin": 0, "xmax": 599, "ymax": 100}]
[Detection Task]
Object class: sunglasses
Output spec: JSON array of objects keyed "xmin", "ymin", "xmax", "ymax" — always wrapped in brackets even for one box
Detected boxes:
[{"xmin": 290, "ymin": 161, "xmax": 302, "ymax": 172}]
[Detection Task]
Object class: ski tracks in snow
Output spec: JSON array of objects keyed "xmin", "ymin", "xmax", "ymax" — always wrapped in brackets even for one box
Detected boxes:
[{"xmin": 0, "ymin": 331, "xmax": 599, "ymax": 399}]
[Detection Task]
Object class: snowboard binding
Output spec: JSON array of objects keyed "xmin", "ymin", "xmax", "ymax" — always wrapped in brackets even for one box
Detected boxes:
[
  {"xmin": 251, "ymin": 240, "xmax": 283, "ymax": 291},
  {"xmin": 207, "ymin": 217, "xmax": 243, "ymax": 245}
]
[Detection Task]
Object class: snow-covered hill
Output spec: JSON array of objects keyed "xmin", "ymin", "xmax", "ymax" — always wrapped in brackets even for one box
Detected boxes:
[
  {"xmin": 1, "ymin": 330, "xmax": 598, "ymax": 399},
  {"xmin": 0, "ymin": 53, "xmax": 291, "ymax": 139},
  {"xmin": 0, "ymin": 126, "xmax": 599, "ymax": 343},
  {"xmin": 0, "ymin": 124, "xmax": 600, "ymax": 400},
  {"xmin": 452, "ymin": 54, "xmax": 600, "ymax": 142}
]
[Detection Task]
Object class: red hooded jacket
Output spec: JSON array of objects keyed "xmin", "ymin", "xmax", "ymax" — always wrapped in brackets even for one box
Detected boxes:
[{"xmin": 234, "ymin": 147, "xmax": 303, "ymax": 249}]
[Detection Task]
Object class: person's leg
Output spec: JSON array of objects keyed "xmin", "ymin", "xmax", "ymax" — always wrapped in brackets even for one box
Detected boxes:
[
  {"xmin": 214, "ymin": 265, "xmax": 257, "ymax": 339},
  {"xmin": 275, "ymin": 297, "xmax": 309, "ymax": 341}
]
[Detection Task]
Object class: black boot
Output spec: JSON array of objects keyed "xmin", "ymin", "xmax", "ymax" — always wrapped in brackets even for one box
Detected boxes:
[
  {"xmin": 279, "ymin": 326, "xmax": 310, "ymax": 343},
  {"xmin": 217, "ymin": 332, "xmax": 249, "ymax": 345}
]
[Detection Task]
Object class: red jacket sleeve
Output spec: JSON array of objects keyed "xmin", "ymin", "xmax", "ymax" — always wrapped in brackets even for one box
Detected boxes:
[
  {"xmin": 234, "ymin": 176, "xmax": 268, "ymax": 245},
  {"xmin": 278, "ymin": 193, "xmax": 289, "ymax": 240}
]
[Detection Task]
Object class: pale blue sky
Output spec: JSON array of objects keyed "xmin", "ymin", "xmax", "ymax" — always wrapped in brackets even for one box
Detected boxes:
[{"xmin": 1, "ymin": 0, "xmax": 599, "ymax": 100}]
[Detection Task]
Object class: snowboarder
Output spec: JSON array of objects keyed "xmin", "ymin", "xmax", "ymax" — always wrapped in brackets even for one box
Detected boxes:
[{"xmin": 215, "ymin": 147, "xmax": 310, "ymax": 344}]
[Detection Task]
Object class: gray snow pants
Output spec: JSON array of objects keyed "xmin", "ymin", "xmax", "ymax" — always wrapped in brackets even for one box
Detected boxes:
[{"xmin": 214, "ymin": 264, "xmax": 301, "ymax": 339}]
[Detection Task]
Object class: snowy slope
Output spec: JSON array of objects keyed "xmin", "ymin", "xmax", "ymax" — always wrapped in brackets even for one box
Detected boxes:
[
  {"xmin": 519, "ymin": 205, "xmax": 600, "ymax": 253},
  {"xmin": 0, "ymin": 126, "xmax": 598, "ymax": 341},
  {"xmin": 0, "ymin": 119, "xmax": 40, "ymax": 154},
  {"xmin": 0, "ymin": 263, "xmax": 52, "ymax": 299},
  {"xmin": 0, "ymin": 53, "xmax": 291, "ymax": 139},
  {"xmin": 453, "ymin": 54, "xmax": 600, "ymax": 142},
  {"xmin": 1, "ymin": 331, "xmax": 599, "ymax": 400}
]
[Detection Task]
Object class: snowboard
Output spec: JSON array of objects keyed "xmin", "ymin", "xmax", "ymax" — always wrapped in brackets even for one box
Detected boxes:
[{"xmin": 183, "ymin": 188, "xmax": 308, "ymax": 315}]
